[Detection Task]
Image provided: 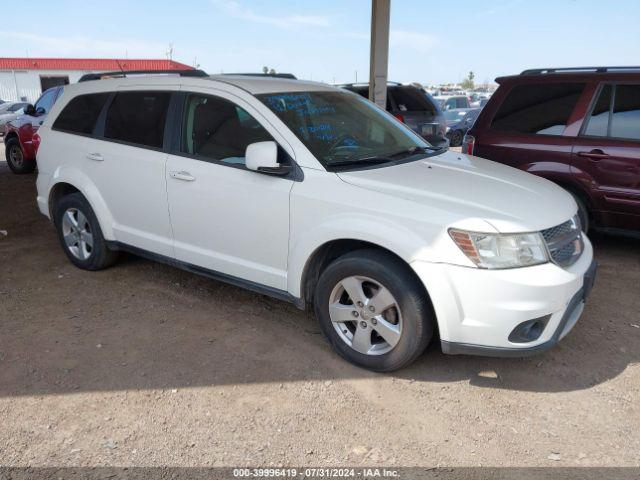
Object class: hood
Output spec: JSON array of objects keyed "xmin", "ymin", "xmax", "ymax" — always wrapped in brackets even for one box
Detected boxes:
[{"xmin": 336, "ymin": 150, "xmax": 576, "ymax": 233}]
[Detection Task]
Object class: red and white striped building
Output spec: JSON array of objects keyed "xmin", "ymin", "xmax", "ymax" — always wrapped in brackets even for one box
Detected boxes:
[{"xmin": 0, "ymin": 57, "xmax": 194, "ymax": 103}]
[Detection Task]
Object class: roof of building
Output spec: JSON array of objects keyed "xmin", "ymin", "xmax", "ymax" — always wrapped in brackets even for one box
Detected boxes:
[{"xmin": 0, "ymin": 57, "xmax": 193, "ymax": 71}]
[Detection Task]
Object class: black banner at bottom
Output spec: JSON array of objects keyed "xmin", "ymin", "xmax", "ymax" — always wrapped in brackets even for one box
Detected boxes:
[{"xmin": 1, "ymin": 467, "xmax": 639, "ymax": 480}]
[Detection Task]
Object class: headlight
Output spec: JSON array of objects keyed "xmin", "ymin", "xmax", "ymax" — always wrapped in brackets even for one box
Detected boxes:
[
  {"xmin": 449, "ymin": 229, "xmax": 548, "ymax": 269},
  {"xmin": 445, "ymin": 126, "xmax": 451, "ymax": 133}
]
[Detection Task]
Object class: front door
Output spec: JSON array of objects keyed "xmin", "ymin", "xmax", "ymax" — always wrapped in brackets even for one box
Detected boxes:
[
  {"xmin": 572, "ymin": 83, "xmax": 640, "ymax": 230},
  {"xmin": 166, "ymin": 91, "xmax": 294, "ymax": 290}
]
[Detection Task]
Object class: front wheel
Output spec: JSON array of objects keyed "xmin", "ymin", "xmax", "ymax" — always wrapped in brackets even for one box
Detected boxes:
[
  {"xmin": 5, "ymin": 138, "xmax": 35, "ymax": 174},
  {"xmin": 314, "ymin": 249, "xmax": 434, "ymax": 372}
]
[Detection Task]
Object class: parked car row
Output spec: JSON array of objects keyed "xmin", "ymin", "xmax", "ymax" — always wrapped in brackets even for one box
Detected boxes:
[{"xmin": 29, "ymin": 69, "xmax": 596, "ymax": 372}]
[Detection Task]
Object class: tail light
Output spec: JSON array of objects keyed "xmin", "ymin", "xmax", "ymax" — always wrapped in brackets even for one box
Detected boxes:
[
  {"xmin": 438, "ymin": 118, "xmax": 447, "ymax": 136},
  {"xmin": 33, "ymin": 132, "xmax": 42, "ymax": 154},
  {"xmin": 461, "ymin": 134, "xmax": 475, "ymax": 155},
  {"xmin": 394, "ymin": 113, "xmax": 405, "ymax": 123}
]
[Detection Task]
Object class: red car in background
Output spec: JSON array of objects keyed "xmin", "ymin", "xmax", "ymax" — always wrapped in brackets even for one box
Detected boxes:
[
  {"xmin": 4, "ymin": 85, "xmax": 64, "ymax": 174},
  {"xmin": 464, "ymin": 67, "xmax": 640, "ymax": 236}
]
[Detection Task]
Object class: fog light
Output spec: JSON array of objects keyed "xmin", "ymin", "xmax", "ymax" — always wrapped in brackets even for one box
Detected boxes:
[{"xmin": 508, "ymin": 315, "xmax": 551, "ymax": 343}]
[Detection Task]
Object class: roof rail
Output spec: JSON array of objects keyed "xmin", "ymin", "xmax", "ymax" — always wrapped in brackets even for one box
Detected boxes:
[
  {"xmin": 78, "ymin": 69, "xmax": 208, "ymax": 82},
  {"xmin": 338, "ymin": 81, "xmax": 402, "ymax": 87},
  {"xmin": 521, "ymin": 66, "xmax": 640, "ymax": 75},
  {"xmin": 222, "ymin": 73, "xmax": 297, "ymax": 79}
]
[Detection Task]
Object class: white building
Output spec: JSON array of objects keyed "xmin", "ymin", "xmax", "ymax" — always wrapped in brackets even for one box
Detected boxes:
[{"xmin": 0, "ymin": 57, "xmax": 193, "ymax": 103}]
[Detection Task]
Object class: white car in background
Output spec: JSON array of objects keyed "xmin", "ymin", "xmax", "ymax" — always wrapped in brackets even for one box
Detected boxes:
[{"xmin": 34, "ymin": 71, "xmax": 596, "ymax": 371}]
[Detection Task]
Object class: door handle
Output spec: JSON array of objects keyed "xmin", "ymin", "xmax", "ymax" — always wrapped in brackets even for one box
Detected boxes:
[
  {"xmin": 86, "ymin": 152, "xmax": 104, "ymax": 161},
  {"xmin": 169, "ymin": 170, "xmax": 196, "ymax": 181},
  {"xmin": 577, "ymin": 149, "xmax": 610, "ymax": 160}
]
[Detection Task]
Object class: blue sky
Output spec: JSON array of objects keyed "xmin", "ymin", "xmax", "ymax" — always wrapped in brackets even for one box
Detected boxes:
[{"xmin": 1, "ymin": 0, "xmax": 639, "ymax": 85}]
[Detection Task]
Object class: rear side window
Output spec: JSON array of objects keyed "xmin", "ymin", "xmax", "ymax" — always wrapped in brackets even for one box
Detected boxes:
[
  {"xmin": 390, "ymin": 87, "xmax": 436, "ymax": 113},
  {"xmin": 611, "ymin": 84, "xmax": 640, "ymax": 141},
  {"xmin": 104, "ymin": 91, "xmax": 171, "ymax": 148},
  {"xmin": 53, "ymin": 93, "xmax": 110, "ymax": 135},
  {"xmin": 490, "ymin": 83, "xmax": 585, "ymax": 135}
]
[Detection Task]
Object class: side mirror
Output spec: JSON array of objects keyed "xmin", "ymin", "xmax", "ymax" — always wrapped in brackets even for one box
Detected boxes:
[
  {"xmin": 245, "ymin": 141, "xmax": 292, "ymax": 176},
  {"xmin": 23, "ymin": 104, "xmax": 36, "ymax": 116}
]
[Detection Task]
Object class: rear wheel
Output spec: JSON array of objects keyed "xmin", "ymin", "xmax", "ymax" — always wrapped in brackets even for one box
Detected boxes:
[
  {"xmin": 449, "ymin": 130, "xmax": 464, "ymax": 147},
  {"xmin": 5, "ymin": 137, "xmax": 35, "ymax": 174},
  {"xmin": 314, "ymin": 249, "xmax": 434, "ymax": 372},
  {"xmin": 54, "ymin": 193, "xmax": 119, "ymax": 270}
]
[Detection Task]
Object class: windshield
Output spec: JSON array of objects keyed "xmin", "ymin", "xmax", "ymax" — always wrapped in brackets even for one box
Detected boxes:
[
  {"xmin": 444, "ymin": 110, "xmax": 469, "ymax": 122},
  {"xmin": 258, "ymin": 91, "xmax": 435, "ymax": 169}
]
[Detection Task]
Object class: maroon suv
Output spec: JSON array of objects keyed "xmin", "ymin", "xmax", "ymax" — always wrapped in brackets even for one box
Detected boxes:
[{"xmin": 464, "ymin": 67, "xmax": 640, "ymax": 235}]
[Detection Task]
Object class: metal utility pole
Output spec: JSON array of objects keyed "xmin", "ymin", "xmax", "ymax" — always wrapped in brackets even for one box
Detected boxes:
[{"xmin": 369, "ymin": 0, "xmax": 390, "ymax": 108}]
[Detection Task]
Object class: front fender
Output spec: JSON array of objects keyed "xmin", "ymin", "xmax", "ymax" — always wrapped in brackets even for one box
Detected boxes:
[
  {"xmin": 287, "ymin": 214, "xmax": 435, "ymax": 298},
  {"xmin": 49, "ymin": 166, "xmax": 116, "ymax": 239}
]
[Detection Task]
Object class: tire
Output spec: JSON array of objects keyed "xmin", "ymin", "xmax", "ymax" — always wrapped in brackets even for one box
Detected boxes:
[
  {"xmin": 314, "ymin": 249, "xmax": 434, "ymax": 372},
  {"xmin": 568, "ymin": 190, "xmax": 590, "ymax": 233},
  {"xmin": 54, "ymin": 192, "xmax": 119, "ymax": 270},
  {"xmin": 449, "ymin": 130, "xmax": 464, "ymax": 147},
  {"xmin": 5, "ymin": 137, "xmax": 36, "ymax": 174}
]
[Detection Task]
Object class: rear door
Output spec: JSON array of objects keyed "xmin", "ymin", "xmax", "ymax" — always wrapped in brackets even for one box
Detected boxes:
[
  {"xmin": 83, "ymin": 89, "xmax": 175, "ymax": 256},
  {"xmin": 572, "ymin": 83, "xmax": 640, "ymax": 230}
]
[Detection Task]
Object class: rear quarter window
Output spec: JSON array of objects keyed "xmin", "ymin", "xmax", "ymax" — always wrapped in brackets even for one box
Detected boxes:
[
  {"xmin": 490, "ymin": 83, "xmax": 585, "ymax": 135},
  {"xmin": 52, "ymin": 93, "xmax": 110, "ymax": 135}
]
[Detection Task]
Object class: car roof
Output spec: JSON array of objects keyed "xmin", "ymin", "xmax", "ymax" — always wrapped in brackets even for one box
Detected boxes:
[
  {"xmin": 496, "ymin": 66, "xmax": 640, "ymax": 84},
  {"xmin": 66, "ymin": 74, "xmax": 338, "ymax": 96}
]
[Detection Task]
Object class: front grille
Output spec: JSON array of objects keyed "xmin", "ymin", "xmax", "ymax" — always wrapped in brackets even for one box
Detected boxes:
[{"xmin": 541, "ymin": 217, "xmax": 583, "ymax": 268}]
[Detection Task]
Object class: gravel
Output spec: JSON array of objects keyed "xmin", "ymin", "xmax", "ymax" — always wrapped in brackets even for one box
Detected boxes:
[{"xmin": 0, "ymin": 146, "xmax": 639, "ymax": 467}]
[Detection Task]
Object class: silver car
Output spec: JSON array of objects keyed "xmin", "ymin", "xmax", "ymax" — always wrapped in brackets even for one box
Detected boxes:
[{"xmin": 0, "ymin": 102, "xmax": 30, "ymax": 136}]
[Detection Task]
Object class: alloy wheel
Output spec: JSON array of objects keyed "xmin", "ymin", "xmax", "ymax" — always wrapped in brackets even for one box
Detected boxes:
[
  {"xmin": 328, "ymin": 276, "xmax": 402, "ymax": 355},
  {"xmin": 9, "ymin": 145, "xmax": 23, "ymax": 168},
  {"xmin": 61, "ymin": 208, "xmax": 94, "ymax": 260}
]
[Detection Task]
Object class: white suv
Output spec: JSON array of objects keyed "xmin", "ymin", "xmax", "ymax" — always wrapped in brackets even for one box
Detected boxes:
[{"xmin": 35, "ymin": 71, "xmax": 597, "ymax": 371}]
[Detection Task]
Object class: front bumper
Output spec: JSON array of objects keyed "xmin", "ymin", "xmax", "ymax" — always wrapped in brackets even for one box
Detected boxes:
[{"xmin": 411, "ymin": 235, "xmax": 596, "ymax": 356}]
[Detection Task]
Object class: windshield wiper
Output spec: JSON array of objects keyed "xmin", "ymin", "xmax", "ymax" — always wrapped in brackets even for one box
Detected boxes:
[
  {"xmin": 388, "ymin": 145, "xmax": 445, "ymax": 157},
  {"xmin": 327, "ymin": 156, "xmax": 394, "ymax": 169}
]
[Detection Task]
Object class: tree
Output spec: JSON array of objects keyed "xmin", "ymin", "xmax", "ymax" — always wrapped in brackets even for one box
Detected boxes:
[{"xmin": 460, "ymin": 71, "xmax": 475, "ymax": 90}]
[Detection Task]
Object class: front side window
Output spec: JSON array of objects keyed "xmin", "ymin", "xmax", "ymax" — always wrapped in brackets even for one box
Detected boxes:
[
  {"xmin": 35, "ymin": 89, "xmax": 58, "ymax": 115},
  {"xmin": 490, "ymin": 83, "xmax": 585, "ymax": 135},
  {"xmin": 180, "ymin": 94, "xmax": 272, "ymax": 165},
  {"xmin": 611, "ymin": 84, "xmax": 640, "ymax": 141},
  {"xmin": 258, "ymin": 90, "xmax": 432, "ymax": 169},
  {"xmin": 53, "ymin": 93, "xmax": 110, "ymax": 135},
  {"xmin": 104, "ymin": 91, "xmax": 171, "ymax": 149}
]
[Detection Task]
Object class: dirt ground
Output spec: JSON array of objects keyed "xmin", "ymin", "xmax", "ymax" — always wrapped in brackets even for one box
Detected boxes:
[{"xmin": 0, "ymin": 143, "xmax": 639, "ymax": 469}]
